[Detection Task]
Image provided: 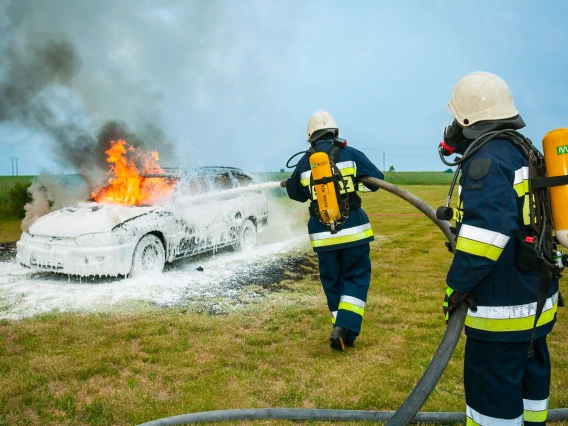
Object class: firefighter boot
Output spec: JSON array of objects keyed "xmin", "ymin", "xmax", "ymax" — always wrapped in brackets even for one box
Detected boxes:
[
  {"xmin": 345, "ymin": 331, "xmax": 356, "ymax": 347},
  {"xmin": 330, "ymin": 326, "xmax": 347, "ymax": 351}
]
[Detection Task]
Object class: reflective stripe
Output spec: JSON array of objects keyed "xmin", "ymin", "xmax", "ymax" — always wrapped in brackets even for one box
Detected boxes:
[
  {"xmin": 299, "ymin": 160, "xmax": 357, "ymax": 187},
  {"xmin": 310, "ymin": 223, "xmax": 373, "ymax": 248},
  {"xmin": 513, "ymin": 167, "xmax": 530, "ymax": 197},
  {"xmin": 454, "ymin": 186, "xmax": 464, "ymax": 222},
  {"xmin": 524, "ymin": 398, "xmax": 548, "ymax": 423},
  {"xmin": 336, "ymin": 161, "xmax": 356, "ymax": 175},
  {"xmin": 466, "ymin": 293, "xmax": 558, "ymax": 332},
  {"xmin": 338, "ymin": 295, "xmax": 366, "ymax": 317},
  {"xmin": 330, "ymin": 311, "xmax": 337, "ymax": 324},
  {"xmin": 459, "ymin": 224, "xmax": 510, "ymax": 247},
  {"xmin": 340, "ymin": 168, "xmax": 356, "ymax": 177},
  {"xmin": 300, "ymin": 170, "xmax": 311, "ymax": 187},
  {"xmin": 456, "ymin": 239, "xmax": 503, "ymax": 261},
  {"xmin": 523, "ymin": 194, "xmax": 531, "ymax": 225},
  {"xmin": 340, "ymin": 295, "xmax": 366, "ymax": 309},
  {"xmin": 524, "ymin": 398, "xmax": 548, "ymax": 411},
  {"xmin": 466, "ymin": 405, "xmax": 523, "ymax": 426},
  {"xmin": 513, "ymin": 167, "xmax": 529, "ymax": 185},
  {"xmin": 456, "ymin": 224, "xmax": 510, "ymax": 261}
]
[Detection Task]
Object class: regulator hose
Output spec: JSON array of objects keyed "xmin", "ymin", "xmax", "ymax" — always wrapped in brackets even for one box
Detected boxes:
[{"xmin": 138, "ymin": 179, "xmax": 567, "ymax": 426}]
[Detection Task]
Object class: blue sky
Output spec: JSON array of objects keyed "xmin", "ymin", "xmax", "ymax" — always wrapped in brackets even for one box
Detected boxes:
[{"xmin": 1, "ymin": 0, "xmax": 568, "ymax": 176}]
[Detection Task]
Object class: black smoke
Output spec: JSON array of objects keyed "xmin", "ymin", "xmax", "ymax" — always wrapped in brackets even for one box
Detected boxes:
[
  {"xmin": 0, "ymin": 6, "xmax": 174, "ymax": 185},
  {"xmin": 95, "ymin": 121, "xmax": 174, "ymax": 172}
]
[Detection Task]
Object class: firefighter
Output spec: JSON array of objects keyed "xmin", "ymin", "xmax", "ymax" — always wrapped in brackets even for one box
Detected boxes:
[
  {"xmin": 440, "ymin": 72, "xmax": 560, "ymax": 425},
  {"xmin": 281, "ymin": 111, "xmax": 384, "ymax": 351}
]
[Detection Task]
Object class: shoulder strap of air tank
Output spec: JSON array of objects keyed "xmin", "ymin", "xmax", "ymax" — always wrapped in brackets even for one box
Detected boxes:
[{"xmin": 328, "ymin": 138, "xmax": 345, "ymax": 164}]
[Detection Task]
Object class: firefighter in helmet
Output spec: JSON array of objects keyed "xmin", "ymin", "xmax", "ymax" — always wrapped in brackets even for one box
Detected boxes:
[
  {"xmin": 440, "ymin": 72, "xmax": 560, "ymax": 425},
  {"xmin": 281, "ymin": 111, "xmax": 384, "ymax": 351}
]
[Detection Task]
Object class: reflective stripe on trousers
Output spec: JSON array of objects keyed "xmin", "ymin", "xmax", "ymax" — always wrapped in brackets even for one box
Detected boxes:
[
  {"xmin": 466, "ymin": 405, "xmax": 523, "ymax": 426},
  {"xmin": 338, "ymin": 295, "xmax": 365, "ymax": 317},
  {"xmin": 464, "ymin": 399, "xmax": 549, "ymax": 425},
  {"xmin": 524, "ymin": 398, "xmax": 548, "ymax": 423},
  {"xmin": 465, "ymin": 292, "xmax": 558, "ymax": 332}
]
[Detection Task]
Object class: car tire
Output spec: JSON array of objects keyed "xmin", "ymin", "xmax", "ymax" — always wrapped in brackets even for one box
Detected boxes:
[
  {"xmin": 234, "ymin": 219, "xmax": 257, "ymax": 252},
  {"xmin": 130, "ymin": 234, "xmax": 165, "ymax": 278}
]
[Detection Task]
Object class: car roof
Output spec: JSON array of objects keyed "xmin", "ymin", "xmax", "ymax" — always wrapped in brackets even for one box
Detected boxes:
[{"xmin": 143, "ymin": 166, "xmax": 253, "ymax": 180}]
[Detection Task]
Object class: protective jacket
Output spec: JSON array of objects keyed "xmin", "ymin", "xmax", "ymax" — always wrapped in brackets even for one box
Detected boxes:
[
  {"xmin": 285, "ymin": 136, "xmax": 384, "ymax": 252},
  {"xmin": 447, "ymin": 138, "xmax": 559, "ymax": 342}
]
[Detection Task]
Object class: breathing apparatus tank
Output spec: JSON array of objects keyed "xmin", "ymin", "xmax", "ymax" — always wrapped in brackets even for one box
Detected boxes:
[
  {"xmin": 309, "ymin": 151, "xmax": 341, "ymax": 225},
  {"xmin": 543, "ymin": 128, "xmax": 568, "ymax": 248}
]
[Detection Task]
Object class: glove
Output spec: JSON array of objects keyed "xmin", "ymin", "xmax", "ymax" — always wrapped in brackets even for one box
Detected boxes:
[
  {"xmin": 443, "ymin": 286, "xmax": 477, "ymax": 324},
  {"xmin": 280, "ymin": 179, "xmax": 287, "ymax": 188}
]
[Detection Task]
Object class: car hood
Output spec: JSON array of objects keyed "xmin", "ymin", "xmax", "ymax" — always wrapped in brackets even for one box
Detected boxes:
[{"xmin": 28, "ymin": 202, "xmax": 157, "ymax": 238}]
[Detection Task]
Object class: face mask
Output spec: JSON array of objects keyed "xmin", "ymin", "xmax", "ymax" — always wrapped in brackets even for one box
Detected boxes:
[{"xmin": 439, "ymin": 119, "xmax": 464, "ymax": 156}]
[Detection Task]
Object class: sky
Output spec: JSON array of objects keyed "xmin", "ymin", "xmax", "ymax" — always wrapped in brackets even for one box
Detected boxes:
[{"xmin": 1, "ymin": 0, "xmax": 568, "ymax": 176}]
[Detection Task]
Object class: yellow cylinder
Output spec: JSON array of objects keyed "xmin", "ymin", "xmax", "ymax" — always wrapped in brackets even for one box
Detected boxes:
[
  {"xmin": 309, "ymin": 151, "xmax": 341, "ymax": 224},
  {"xmin": 543, "ymin": 128, "xmax": 568, "ymax": 248}
]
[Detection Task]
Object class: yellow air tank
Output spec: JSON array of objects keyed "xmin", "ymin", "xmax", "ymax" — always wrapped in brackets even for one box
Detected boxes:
[
  {"xmin": 543, "ymin": 128, "xmax": 568, "ymax": 248},
  {"xmin": 309, "ymin": 151, "xmax": 341, "ymax": 224}
]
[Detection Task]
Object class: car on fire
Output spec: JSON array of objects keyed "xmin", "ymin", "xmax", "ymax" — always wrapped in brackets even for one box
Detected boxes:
[{"xmin": 16, "ymin": 167, "xmax": 269, "ymax": 277}]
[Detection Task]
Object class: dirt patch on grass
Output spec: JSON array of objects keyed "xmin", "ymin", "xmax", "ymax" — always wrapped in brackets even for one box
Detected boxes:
[
  {"xmin": 0, "ymin": 242, "xmax": 16, "ymax": 262},
  {"xmin": 175, "ymin": 252, "xmax": 319, "ymax": 315},
  {"xmin": 230, "ymin": 253, "xmax": 318, "ymax": 290}
]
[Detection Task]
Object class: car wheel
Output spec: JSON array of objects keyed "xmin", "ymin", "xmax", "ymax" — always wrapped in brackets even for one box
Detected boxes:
[
  {"xmin": 130, "ymin": 234, "xmax": 165, "ymax": 278},
  {"xmin": 234, "ymin": 219, "xmax": 257, "ymax": 252}
]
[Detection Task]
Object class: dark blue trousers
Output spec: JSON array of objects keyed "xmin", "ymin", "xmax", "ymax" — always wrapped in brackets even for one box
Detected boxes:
[
  {"xmin": 464, "ymin": 336, "xmax": 550, "ymax": 426},
  {"xmin": 317, "ymin": 243, "xmax": 371, "ymax": 338}
]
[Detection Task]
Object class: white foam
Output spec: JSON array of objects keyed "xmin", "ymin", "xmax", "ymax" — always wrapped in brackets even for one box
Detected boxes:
[{"xmin": 0, "ymin": 237, "xmax": 306, "ymax": 320}]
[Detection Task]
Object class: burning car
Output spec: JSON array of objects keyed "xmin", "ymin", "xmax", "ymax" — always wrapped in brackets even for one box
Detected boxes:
[{"xmin": 16, "ymin": 140, "xmax": 269, "ymax": 277}]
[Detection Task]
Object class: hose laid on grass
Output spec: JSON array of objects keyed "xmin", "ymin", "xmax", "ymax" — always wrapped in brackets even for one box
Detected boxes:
[
  {"xmin": 138, "ymin": 408, "xmax": 568, "ymax": 426},
  {"xmin": 138, "ymin": 179, "xmax": 567, "ymax": 426}
]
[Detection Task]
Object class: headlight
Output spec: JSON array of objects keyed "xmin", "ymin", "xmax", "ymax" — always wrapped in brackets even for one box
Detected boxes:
[{"xmin": 75, "ymin": 232, "xmax": 112, "ymax": 246}]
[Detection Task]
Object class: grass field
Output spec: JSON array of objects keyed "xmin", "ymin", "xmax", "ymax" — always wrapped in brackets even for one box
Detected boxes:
[
  {"xmin": 0, "ymin": 185, "xmax": 566, "ymax": 426},
  {"xmin": 253, "ymin": 171, "xmax": 456, "ymax": 186},
  {"xmin": 0, "ymin": 176, "xmax": 34, "ymax": 221}
]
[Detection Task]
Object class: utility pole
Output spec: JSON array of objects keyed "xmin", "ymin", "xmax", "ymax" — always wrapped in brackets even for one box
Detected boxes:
[
  {"xmin": 383, "ymin": 151, "xmax": 385, "ymax": 172},
  {"xmin": 10, "ymin": 157, "xmax": 19, "ymax": 176}
]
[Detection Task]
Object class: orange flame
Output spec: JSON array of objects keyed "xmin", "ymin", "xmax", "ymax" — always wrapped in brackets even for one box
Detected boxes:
[{"xmin": 92, "ymin": 140, "xmax": 176, "ymax": 206}]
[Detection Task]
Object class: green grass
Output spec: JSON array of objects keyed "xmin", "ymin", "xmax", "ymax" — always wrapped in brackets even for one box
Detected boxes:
[
  {"xmin": 382, "ymin": 171, "xmax": 455, "ymax": 185},
  {"xmin": 0, "ymin": 218, "xmax": 22, "ymax": 243},
  {"xmin": 0, "ymin": 175, "xmax": 85, "ymax": 240},
  {"xmin": 253, "ymin": 171, "xmax": 456, "ymax": 186},
  {"xmin": 0, "ymin": 185, "xmax": 566, "ymax": 425},
  {"xmin": 0, "ymin": 176, "xmax": 34, "ymax": 220}
]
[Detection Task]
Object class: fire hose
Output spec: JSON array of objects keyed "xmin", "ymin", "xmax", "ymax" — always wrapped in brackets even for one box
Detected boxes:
[{"xmin": 138, "ymin": 178, "xmax": 568, "ymax": 426}]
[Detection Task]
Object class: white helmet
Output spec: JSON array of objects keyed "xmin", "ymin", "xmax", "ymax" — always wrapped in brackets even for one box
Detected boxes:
[
  {"xmin": 448, "ymin": 72, "xmax": 518, "ymax": 128},
  {"xmin": 306, "ymin": 111, "xmax": 338, "ymax": 140}
]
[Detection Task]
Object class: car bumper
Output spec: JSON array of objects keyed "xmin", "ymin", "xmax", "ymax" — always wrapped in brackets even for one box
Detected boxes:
[{"xmin": 16, "ymin": 241, "xmax": 137, "ymax": 277}]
